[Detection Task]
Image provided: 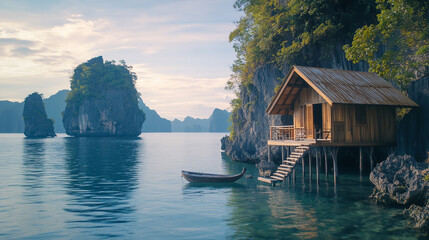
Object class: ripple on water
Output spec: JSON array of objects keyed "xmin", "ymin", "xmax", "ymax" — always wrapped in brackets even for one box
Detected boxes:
[{"xmin": 0, "ymin": 133, "xmax": 427, "ymax": 239}]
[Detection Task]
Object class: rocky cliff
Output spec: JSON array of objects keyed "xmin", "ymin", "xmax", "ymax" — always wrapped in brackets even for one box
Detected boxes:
[
  {"xmin": 171, "ymin": 116, "xmax": 209, "ymax": 132},
  {"xmin": 171, "ymin": 109, "xmax": 231, "ymax": 132},
  {"xmin": 139, "ymin": 99, "xmax": 171, "ymax": 132},
  {"xmin": 63, "ymin": 89, "xmax": 144, "ymax": 137},
  {"xmin": 222, "ymin": 64, "xmax": 287, "ymax": 163},
  {"xmin": 397, "ymin": 75, "xmax": 429, "ymax": 161},
  {"xmin": 22, "ymin": 92, "xmax": 55, "ymax": 138},
  {"xmin": 223, "ymin": 45, "xmax": 368, "ymax": 163},
  {"xmin": 0, "ymin": 101, "xmax": 24, "ymax": 132},
  {"xmin": 208, "ymin": 108, "xmax": 231, "ymax": 132},
  {"xmin": 44, "ymin": 90, "xmax": 68, "ymax": 133},
  {"xmin": 370, "ymin": 154, "xmax": 429, "ymax": 230}
]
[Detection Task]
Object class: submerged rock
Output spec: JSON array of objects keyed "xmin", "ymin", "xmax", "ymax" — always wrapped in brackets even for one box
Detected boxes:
[
  {"xmin": 23, "ymin": 92, "xmax": 56, "ymax": 138},
  {"xmin": 404, "ymin": 204, "xmax": 429, "ymax": 230},
  {"xmin": 370, "ymin": 154, "xmax": 429, "ymax": 230},
  {"xmin": 256, "ymin": 160, "xmax": 276, "ymax": 178},
  {"xmin": 370, "ymin": 154, "xmax": 429, "ymax": 205}
]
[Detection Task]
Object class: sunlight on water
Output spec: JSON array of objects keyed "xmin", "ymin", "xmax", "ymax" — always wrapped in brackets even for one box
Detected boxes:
[{"xmin": 0, "ymin": 133, "xmax": 426, "ymax": 239}]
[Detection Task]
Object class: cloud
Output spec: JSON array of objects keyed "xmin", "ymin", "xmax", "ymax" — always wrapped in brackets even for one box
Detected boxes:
[
  {"xmin": 133, "ymin": 63, "xmax": 233, "ymax": 120},
  {"xmin": 0, "ymin": 0, "xmax": 239, "ymax": 119}
]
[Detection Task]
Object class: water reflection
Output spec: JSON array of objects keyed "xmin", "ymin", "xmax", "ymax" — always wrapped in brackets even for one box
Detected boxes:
[
  {"xmin": 221, "ymin": 152, "xmax": 323, "ymax": 239},
  {"xmin": 63, "ymin": 137, "xmax": 141, "ymax": 235},
  {"xmin": 22, "ymin": 139, "xmax": 46, "ymax": 192}
]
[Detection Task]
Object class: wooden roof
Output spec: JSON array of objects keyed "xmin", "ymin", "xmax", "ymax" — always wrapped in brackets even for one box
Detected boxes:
[{"xmin": 267, "ymin": 66, "xmax": 418, "ymax": 115}]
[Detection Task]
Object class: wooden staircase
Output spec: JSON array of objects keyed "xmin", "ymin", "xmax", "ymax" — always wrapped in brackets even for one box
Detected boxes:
[{"xmin": 258, "ymin": 145, "xmax": 310, "ymax": 185}]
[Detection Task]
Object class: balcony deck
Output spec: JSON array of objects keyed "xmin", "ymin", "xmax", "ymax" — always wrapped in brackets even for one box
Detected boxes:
[
  {"xmin": 268, "ymin": 139, "xmax": 316, "ymax": 146},
  {"xmin": 268, "ymin": 125, "xmax": 331, "ymax": 146}
]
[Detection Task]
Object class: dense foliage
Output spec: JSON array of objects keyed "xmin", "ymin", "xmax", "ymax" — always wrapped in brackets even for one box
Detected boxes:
[
  {"xmin": 344, "ymin": 0, "xmax": 429, "ymax": 91},
  {"xmin": 66, "ymin": 56, "xmax": 139, "ymax": 106},
  {"xmin": 228, "ymin": 0, "xmax": 377, "ymax": 92}
]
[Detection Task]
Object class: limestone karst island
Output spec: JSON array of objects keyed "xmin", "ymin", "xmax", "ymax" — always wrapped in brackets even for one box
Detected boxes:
[{"xmin": 0, "ymin": 0, "xmax": 427, "ymax": 239}]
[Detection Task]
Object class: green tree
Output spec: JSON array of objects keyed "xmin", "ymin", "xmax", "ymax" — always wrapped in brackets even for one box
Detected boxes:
[
  {"xmin": 228, "ymin": 0, "xmax": 377, "ymax": 93},
  {"xmin": 344, "ymin": 0, "xmax": 429, "ymax": 91},
  {"xmin": 66, "ymin": 56, "xmax": 139, "ymax": 107}
]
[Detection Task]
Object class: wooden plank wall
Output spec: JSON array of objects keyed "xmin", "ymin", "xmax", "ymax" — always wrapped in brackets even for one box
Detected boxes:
[
  {"xmin": 322, "ymin": 103, "xmax": 331, "ymax": 132},
  {"xmin": 331, "ymin": 104, "xmax": 396, "ymax": 145}
]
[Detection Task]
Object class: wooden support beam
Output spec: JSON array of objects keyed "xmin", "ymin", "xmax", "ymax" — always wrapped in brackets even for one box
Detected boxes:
[
  {"xmin": 316, "ymin": 147, "xmax": 319, "ymax": 185},
  {"xmin": 281, "ymin": 146, "xmax": 284, "ymax": 162},
  {"xmin": 335, "ymin": 147, "xmax": 339, "ymax": 178},
  {"xmin": 292, "ymin": 168, "xmax": 295, "ymax": 185},
  {"xmin": 268, "ymin": 145, "xmax": 271, "ymax": 162},
  {"xmin": 309, "ymin": 150, "xmax": 312, "ymax": 181},
  {"xmin": 370, "ymin": 146, "xmax": 374, "ymax": 171},
  {"xmin": 323, "ymin": 146, "xmax": 328, "ymax": 180},
  {"xmin": 331, "ymin": 147, "xmax": 339, "ymax": 187},
  {"xmin": 302, "ymin": 152, "xmax": 305, "ymax": 180},
  {"xmin": 286, "ymin": 146, "xmax": 289, "ymax": 158},
  {"xmin": 359, "ymin": 146, "xmax": 363, "ymax": 180}
]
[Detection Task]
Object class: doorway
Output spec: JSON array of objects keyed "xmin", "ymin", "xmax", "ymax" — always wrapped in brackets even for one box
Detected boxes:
[{"xmin": 313, "ymin": 103, "xmax": 322, "ymax": 139}]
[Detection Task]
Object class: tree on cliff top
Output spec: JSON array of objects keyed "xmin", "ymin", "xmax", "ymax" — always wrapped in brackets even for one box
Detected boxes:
[
  {"xmin": 66, "ymin": 56, "xmax": 139, "ymax": 107},
  {"xmin": 344, "ymin": 0, "xmax": 429, "ymax": 91}
]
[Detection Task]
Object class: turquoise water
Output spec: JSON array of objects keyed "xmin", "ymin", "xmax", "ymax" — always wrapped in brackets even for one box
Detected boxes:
[{"xmin": 0, "ymin": 133, "xmax": 426, "ymax": 239}]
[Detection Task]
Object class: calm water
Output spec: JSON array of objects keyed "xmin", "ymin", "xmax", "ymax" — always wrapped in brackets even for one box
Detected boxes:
[{"xmin": 0, "ymin": 133, "xmax": 425, "ymax": 239}]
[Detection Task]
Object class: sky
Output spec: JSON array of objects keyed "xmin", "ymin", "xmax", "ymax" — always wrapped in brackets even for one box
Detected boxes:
[{"xmin": 0, "ymin": 0, "xmax": 241, "ymax": 120}]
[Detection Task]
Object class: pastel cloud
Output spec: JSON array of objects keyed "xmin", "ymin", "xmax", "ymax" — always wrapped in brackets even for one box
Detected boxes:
[{"xmin": 0, "ymin": 0, "xmax": 239, "ymax": 120}]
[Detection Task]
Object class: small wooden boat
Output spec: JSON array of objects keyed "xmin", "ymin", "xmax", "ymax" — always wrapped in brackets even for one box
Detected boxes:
[{"xmin": 181, "ymin": 167, "xmax": 246, "ymax": 183}]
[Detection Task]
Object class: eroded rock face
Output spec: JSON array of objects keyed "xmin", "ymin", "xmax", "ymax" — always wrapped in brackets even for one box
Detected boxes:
[
  {"xmin": 404, "ymin": 204, "xmax": 429, "ymax": 230},
  {"xmin": 396, "ymin": 75, "xmax": 429, "ymax": 161},
  {"xmin": 370, "ymin": 154, "xmax": 429, "ymax": 205},
  {"xmin": 221, "ymin": 64, "xmax": 288, "ymax": 163},
  {"xmin": 370, "ymin": 154, "xmax": 429, "ymax": 230},
  {"xmin": 63, "ymin": 90, "xmax": 144, "ymax": 137},
  {"xmin": 23, "ymin": 92, "xmax": 56, "ymax": 138}
]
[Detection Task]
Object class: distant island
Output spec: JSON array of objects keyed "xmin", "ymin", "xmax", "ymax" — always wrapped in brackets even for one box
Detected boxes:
[
  {"xmin": 0, "ymin": 91, "xmax": 231, "ymax": 134},
  {"xmin": 171, "ymin": 108, "xmax": 230, "ymax": 132},
  {"xmin": 62, "ymin": 56, "xmax": 145, "ymax": 137},
  {"xmin": 22, "ymin": 92, "xmax": 55, "ymax": 138}
]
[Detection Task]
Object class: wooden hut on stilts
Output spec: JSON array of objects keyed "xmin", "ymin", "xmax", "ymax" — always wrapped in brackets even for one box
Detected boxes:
[{"xmin": 258, "ymin": 66, "xmax": 418, "ymax": 185}]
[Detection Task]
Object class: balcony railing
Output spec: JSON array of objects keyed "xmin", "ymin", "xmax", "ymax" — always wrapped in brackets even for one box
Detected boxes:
[
  {"xmin": 315, "ymin": 128, "xmax": 331, "ymax": 141},
  {"xmin": 270, "ymin": 125, "xmax": 306, "ymax": 141},
  {"xmin": 270, "ymin": 126, "xmax": 331, "ymax": 141}
]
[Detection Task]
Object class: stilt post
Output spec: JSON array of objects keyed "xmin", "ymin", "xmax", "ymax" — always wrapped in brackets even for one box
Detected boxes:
[
  {"xmin": 331, "ymin": 147, "xmax": 339, "ymax": 186},
  {"xmin": 281, "ymin": 146, "xmax": 284, "ymax": 162},
  {"xmin": 323, "ymin": 146, "xmax": 328, "ymax": 180},
  {"xmin": 370, "ymin": 146, "xmax": 374, "ymax": 171},
  {"xmin": 286, "ymin": 146, "xmax": 289, "ymax": 158},
  {"xmin": 308, "ymin": 149, "xmax": 312, "ymax": 181},
  {"xmin": 316, "ymin": 147, "xmax": 319, "ymax": 184},
  {"xmin": 302, "ymin": 152, "xmax": 305, "ymax": 180},
  {"xmin": 292, "ymin": 169, "xmax": 295, "ymax": 185},
  {"xmin": 359, "ymin": 146, "xmax": 363, "ymax": 179},
  {"xmin": 268, "ymin": 145, "xmax": 271, "ymax": 162}
]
